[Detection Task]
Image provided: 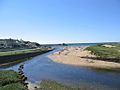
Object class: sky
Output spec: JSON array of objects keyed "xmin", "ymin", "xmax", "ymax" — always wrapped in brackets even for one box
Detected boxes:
[{"xmin": 0, "ymin": 0, "xmax": 120, "ymax": 44}]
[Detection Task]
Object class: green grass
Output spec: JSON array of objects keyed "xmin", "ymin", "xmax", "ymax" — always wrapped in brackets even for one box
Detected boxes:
[
  {"xmin": 86, "ymin": 43, "xmax": 120, "ymax": 62},
  {"xmin": 0, "ymin": 70, "xmax": 20, "ymax": 86},
  {"xmin": 0, "ymin": 47, "xmax": 28, "ymax": 52},
  {"xmin": 36, "ymin": 80, "xmax": 80, "ymax": 90},
  {"xmin": 0, "ymin": 70, "xmax": 25, "ymax": 90},
  {"xmin": 0, "ymin": 83, "xmax": 25, "ymax": 90},
  {"xmin": 0, "ymin": 47, "xmax": 49, "ymax": 56}
]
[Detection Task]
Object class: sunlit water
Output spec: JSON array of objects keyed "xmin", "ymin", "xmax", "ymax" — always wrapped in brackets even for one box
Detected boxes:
[{"xmin": 0, "ymin": 45, "xmax": 120, "ymax": 90}]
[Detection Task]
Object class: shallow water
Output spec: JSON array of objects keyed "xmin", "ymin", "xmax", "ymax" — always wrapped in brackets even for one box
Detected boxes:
[{"xmin": 0, "ymin": 46, "xmax": 120, "ymax": 90}]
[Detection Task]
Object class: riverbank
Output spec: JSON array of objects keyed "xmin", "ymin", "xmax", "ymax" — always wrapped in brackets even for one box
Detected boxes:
[
  {"xmin": 0, "ymin": 48, "xmax": 53, "ymax": 66},
  {"xmin": 35, "ymin": 80, "xmax": 115, "ymax": 90},
  {"xmin": 0, "ymin": 70, "xmax": 27, "ymax": 90},
  {"xmin": 35, "ymin": 80, "xmax": 80, "ymax": 90},
  {"xmin": 49, "ymin": 46, "xmax": 120, "ymax": 70}
]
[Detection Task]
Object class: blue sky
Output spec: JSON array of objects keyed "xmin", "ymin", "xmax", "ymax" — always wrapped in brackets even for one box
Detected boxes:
[{"xmin": 0, "ymin": 0, "xmax": 120, "ymax": 44}]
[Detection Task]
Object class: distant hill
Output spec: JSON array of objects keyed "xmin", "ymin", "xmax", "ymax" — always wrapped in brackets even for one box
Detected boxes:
[{"xmin": 0, "ymin": 38, "xmax": 41, "ymax": 49}]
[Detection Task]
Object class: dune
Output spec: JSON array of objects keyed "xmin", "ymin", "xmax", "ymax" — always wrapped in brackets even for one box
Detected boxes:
[{"xmin": 48, "ymin": 46, "xmax": 120, "ymax": 70}]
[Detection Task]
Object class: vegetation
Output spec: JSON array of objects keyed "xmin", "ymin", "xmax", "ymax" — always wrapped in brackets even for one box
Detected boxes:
[
  {"xmin": 36, "ymin": 80, "xmax": 80, "ymax": 90},
  {"xmin": 86, "ymin": 43, "xmax": 120, "ymax": 63},
  {"xmin": 0, "ymin": 47, "xmax": 28, "ymax": 52},
  {"xmin": 0, "ymin": 47, "xmax": 50, "ymax": 56},
  {"xmin": 0, "ymin": 65, "xmax": 28, "ymax": 90},
  {"xmin": 0, "ymin": 47, "xmax": 52, "ymax": 66},
  {"xmin": 0, "ymin": 83, "xmax": 25, "ymax": 90}
]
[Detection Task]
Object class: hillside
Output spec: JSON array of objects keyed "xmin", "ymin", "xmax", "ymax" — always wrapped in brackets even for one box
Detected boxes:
[{"xmin": 0, "ymin": 39, "xmax": 41, "ymax": 51}]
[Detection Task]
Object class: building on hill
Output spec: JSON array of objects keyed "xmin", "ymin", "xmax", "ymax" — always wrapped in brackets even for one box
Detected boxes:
[
  {"xmin": 0, "ymin": 39, "xmax": 19, "ymax": 48},
  {"xmin": 0, "ymin": 40, "xmax": 7, "ymax": 48},
  {"xmin": 0, "ymin": 39, "xmax": 41, "ymax": 49}
]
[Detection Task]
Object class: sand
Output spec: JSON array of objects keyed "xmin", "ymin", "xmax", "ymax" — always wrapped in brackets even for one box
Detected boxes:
[
  {"xmin": 48, "ymin": 46, "xmax": 120, "ymax": 70},
  {"xmin": 102, "ymin": 44, "xmax": 116, "ymax": 48}
]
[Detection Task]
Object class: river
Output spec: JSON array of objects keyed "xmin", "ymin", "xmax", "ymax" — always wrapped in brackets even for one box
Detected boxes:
[{"xmin": 0, "ymin": 46, "xmax": 120, "ymax": 90}]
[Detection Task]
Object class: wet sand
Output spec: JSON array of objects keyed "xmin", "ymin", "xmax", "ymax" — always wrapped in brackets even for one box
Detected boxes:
[
  {"xmin": 27, "ymin": 81, "xmax": 40, "ymax": 90},
  {"xmin": 48, "ymin": 46, "xmax": 120, "ymax": 70}
]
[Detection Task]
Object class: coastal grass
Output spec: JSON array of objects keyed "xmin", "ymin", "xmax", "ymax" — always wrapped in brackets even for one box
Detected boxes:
[
  {"xmin": 0, "ymin": 70, "xmax": 25, "ymax": 90},
  {"xmin": 0, "ymin": 47, "xmax": 28, "ymax": 52},
  {"xmin": 0, "ymin": 47, "xmax": 49, "ymax": 56},
  {"xmin": 86, "ymin": 43, "xmax": 120, "ymax": 62},
  {"xmin": 0, "ymin": 47, "xmax": 52, "ymax": 66},
  {"xmin": 36, "ymin": 80, "xmax": 113, "ymax": 90},
  {"xmin": 0, "ymin": 83, "xmax": 25, "ymax": 90},
  {"xmin": 36, "ymin": 80, "xmax": 80, "ymax": 90}
]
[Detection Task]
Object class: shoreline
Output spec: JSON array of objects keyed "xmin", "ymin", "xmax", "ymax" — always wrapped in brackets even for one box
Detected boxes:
[
  {"xmin": 27, "ymin": 81, "xmax": 40, "ymax": 90},
  {"xmin": 0, "ymin": 49, "xmax": 53, "ymax": 67},
  {"xmin": 48, "ymin": 46, "xmax": 120, "ymax": 71}
]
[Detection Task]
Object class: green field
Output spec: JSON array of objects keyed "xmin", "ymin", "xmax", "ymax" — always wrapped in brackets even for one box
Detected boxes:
[
  {"xmin": 0, "ymin": 47, "xmax": 29, "ymax": 52},
  {"xmin": 0, "ymin": 47, "xmax": 50, "ymax": 56},
  {"xmin": 86, "ymin": 43, "xmax": 120, "ymax": 62},
  {"xmin": 0, "ymin": 70, "xmax": 26, "ymax": 90}
]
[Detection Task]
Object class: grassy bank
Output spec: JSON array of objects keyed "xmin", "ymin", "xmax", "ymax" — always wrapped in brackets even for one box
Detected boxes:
[
  {"xmin": 36, "ymin": 80, "xmax": 80, "ymax": 90},
  {"xmin": 0, "ymin": 70, "xmax": 26, "ymax": 90},
  {"xmin": 86, "ymin": 43, "xmax": 120, "ymax": 63},
  {"xmin": 0, "ymin": 47, "xmax": 30, "ymax": 52},
  {"xmin": 0, "ymin": 47, "xmax": 50, "ymax": 56},
  {"xmin": 0, "ymin": 71, "xmax": 80, "ymax": 90},
  {"xmin": 0, "ymin": 47, "xmax": 52, "ymax": 66}
]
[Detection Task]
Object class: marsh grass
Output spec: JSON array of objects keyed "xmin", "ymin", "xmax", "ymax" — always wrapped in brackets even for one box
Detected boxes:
[
  {"xmin": 0, "ymin": 48, "xmax": 49, "ymax": 56},
  {"xmin": 86, "ymin": 43, "xmax": 120, "ymax": 62},
  {"xmin": 0, "ymin": 83, "xmax": 25, "ymax": 90},
  {"xmin": 0, "ymin": 70, "xmax": 25, "ymax": 90},
  {"xmin": 36, "ymin": 80, "xmax": 80, "ymax": 90}
]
